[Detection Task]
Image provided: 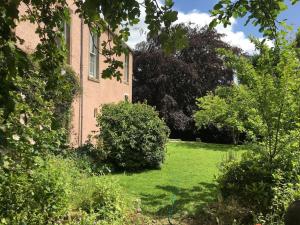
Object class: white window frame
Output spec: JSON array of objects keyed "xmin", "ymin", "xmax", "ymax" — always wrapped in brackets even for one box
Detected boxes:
[{"xmin": 89, "ymin": 32, "xmax": 99, "ymax": 79}]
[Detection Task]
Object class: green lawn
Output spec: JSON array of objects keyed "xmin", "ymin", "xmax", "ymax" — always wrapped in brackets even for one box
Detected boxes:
[{"xmin": 109, "ymin": 141, "xmax": 245, "ymax": 218}]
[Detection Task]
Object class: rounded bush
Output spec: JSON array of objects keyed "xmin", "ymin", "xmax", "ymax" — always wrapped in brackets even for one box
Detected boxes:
[
  {"xmin": 218, "ymin": 151, "xmax": 300, "ymax": 215},
  {"xmin": 218, "ymin": 155, "xmax": 274, "ymax": 214},
  {"xmin": 97, "ymin": 102, "xmax": 170, "ymax": 170}
]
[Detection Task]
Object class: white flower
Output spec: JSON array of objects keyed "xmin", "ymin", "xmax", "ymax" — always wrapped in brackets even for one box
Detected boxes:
[
  {"xmin": 12, "ymin": 134, "xmax": 20, "ymax": 141},
  {"xmin": 28, "ymin": 138, "xmax": 36, "ymax": 145},
  {"xmin": 61, "ymin": 69, "xmax": 66, "ymax": 75},
  {"xmin": 20, "ymin": 93, "xmax": 26, "ymax": 100},
  {"xmin": 19, "ymin": 113, "xmax": 26, "ymax": 125},
  {"xmin": 39, "ymin": 125, "xmax": 43, "ymax": 130}
]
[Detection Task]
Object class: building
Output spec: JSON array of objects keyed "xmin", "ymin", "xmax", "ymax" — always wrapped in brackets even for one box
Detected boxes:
[{"xmin": 15, "ymin": 1, "xmax": 133, "ymax": 147}]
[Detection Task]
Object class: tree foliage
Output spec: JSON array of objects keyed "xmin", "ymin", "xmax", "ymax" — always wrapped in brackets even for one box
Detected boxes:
[
  {"xmin": 210, "ymin": 0, "xmax": 300, "ymax": 40},
  {"xmin": 133, "ymin": 25, "xmax": 240, "ymax": 140},
  {"xmin": 194, "ymin": 86, "xmax": 251, "ymax": 144},
  {"xmin": 196, "ymin": 35, "xmax": 300, "ymax": 224},
  {"xmin": 195, "ymin": 37, "xmax": 300, "ymax": 161},
  {"xmin": 1, "ymin": 0, "xmax": 184, "ymax": 81}
]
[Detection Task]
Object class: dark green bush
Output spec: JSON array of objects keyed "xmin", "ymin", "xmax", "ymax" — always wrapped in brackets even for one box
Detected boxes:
[
  {"xmin": 97, "ymin": 102, "xmax": 170, "ymax": 170},
  {"xmin": 70, "ymin": 137, "xmax": 112, "ymax": 175}
]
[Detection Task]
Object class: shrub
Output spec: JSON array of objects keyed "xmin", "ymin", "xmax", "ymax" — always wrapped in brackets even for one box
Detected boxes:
[
  {"xmin": 46, "ymin": 155, "xmax": 128, "ymax": 225},
  {"xmin": 74, "ymin": 138, "xmax": 111, "ymax": 175},
  {"xmin": 217, "ymin": 149, "xmax": 300, "ymax": 221},
  {"xmin": 0, "ymin": 154, "xmax": 130, "ymax": 225},
  {"xmin": 75, "ymin": 177, "xmax": 126, "ymax": 224},
  {"xmin": 0, "ymin": 158, "xmax": 68, "ymax": 224},
  {"xmin": 97, "ymin": 102, "xmax": 170, "ymax": 170}
]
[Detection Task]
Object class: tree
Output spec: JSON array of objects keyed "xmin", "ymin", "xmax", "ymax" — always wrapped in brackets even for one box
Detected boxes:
[
  {"xmin": 194, "ymin": 37, "xmax": 300, "ymax": 161},
  {"xmin": 201, "ymin": 38, "xmax": 300, "ymax": 224},
  {"xmin": 210, "ymin": 0, "xmax": 300, "ymax": 40},
  {"xmin": 194, "ymin": 86, "xmax": 252, "ymax": 144},
  {"xmin": 133, "ymin": 25, "xmax": 241, "ymax": 140}
]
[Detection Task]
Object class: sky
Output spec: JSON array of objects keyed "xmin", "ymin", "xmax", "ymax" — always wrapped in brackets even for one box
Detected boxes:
[{"xmin": 127, "ymin": 0, "xmax": 300, "ymax": 53}]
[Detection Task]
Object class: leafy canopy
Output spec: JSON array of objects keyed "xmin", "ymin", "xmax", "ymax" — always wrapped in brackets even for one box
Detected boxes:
[
  {"xmin": 210, "ymin": 0, "xmax": 300, "ymax": 39},
  {"xmin": 1, "ymin": 0, "xmax": 185, "ymax": 80},
  {"xmin": 133, "ymin": 25, "xmax": 240, "ymax": 139},
  {"xmin": 195, "ymin": 36, "xmax": 300, "ymax": 160}
]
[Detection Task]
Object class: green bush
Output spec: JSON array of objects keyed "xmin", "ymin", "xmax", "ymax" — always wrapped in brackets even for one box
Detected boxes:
[
  {"xmin": 97, "ymin": 102, "xmax": 170, "ymax": 170},
  {"xmin": 218, "ymin": 150, "xmax": 300, "ymax": 220},
  {"xmin": 0, "ymin": 151, "xmax": 130, "ymax": 225},
  {"xmin": 0, "ymin": 158, "xmax": 68, "ymax": 224},
  {"xmin": 46, "ymin": 155, "xmax": 129, "ymax": 225},
  {"xmin": 74, "ymin": 138, "xmax": 111, "ymax": 175},
  {"xmin": 74, "ymin": 177, "xmax": 126, "ymax": 224}
]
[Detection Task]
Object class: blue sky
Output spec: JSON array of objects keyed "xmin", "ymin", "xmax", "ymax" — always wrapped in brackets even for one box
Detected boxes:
[
  {"xmin": 127, "ymin": 1, "xmax": 300, "ymax": 53},
  {"xmin": 173, "ymin": 0, "xmax": 300, "ymax": 38}
]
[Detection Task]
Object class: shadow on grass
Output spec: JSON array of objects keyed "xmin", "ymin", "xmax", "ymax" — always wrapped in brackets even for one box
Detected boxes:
[{"xmin": 140, "ymin": 182, "xmax": 217, "ymax": 217}]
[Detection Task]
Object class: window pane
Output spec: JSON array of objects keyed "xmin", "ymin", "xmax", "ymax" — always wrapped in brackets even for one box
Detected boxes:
[
  {"xmin": 90, "ymin": 33, "xmax": 98, "ymax": 54},
  {"xmin": 124, "ymin": 54, "xmax": 129, "ymax": 82},
  {"xmin": 90, "ymin": 54, "xmax": 96, "ymax": 77},
  {"xmin": 63, "ymin": 21, "xmax": 71, "ymax": 64},
  {"xmin": 89, "ymin": 32, "xmax": 99, "ymax": 78},
  {"xmin": 93, "ymin": 35, "xmax": 97, "ymax": 54}
]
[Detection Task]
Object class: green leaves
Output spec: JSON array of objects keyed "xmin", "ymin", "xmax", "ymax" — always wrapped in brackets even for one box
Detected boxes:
[
  {"xmin": 291, "ymin": 0, "xmax": 300, "ymax": 5},
  {"xmin": 165, "ymin": 0, "xmax": 174, "ymax": 7},
  {"xmin": 1, "ymin": 0, "xmax": 183, "ymax": 80},
  {"xmin": 98, "ymin": 102, "xmax": 169, "ymax": 170},
  {"xmin": 196, "ymin": 36, "xmax": 300, "ymax": 159},
  {"xmin": 210, "ymin": 0, "xmax": 300, "ymax": 40}
]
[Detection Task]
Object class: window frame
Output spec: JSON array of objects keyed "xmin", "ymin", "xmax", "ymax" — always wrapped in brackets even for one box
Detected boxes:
[
  {"xmin": 63, "ymin": 20, "xmax": 71, "ymax": 64},
  {"xmin": 123, "ymin": 54, "xmax": 130, "ymax": 84},
  {"xmin": 89, "ymin": 32, "xmax": 99, "ymax": 80}
]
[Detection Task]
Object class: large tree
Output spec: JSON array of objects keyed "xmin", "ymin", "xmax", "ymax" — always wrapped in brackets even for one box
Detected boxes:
[{"xmin": 133, "ymin": 25, "xmax": 241, "ymax": 140}]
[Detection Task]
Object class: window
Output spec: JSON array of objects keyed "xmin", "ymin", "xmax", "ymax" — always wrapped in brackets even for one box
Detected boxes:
[
  {"xmin": 124, "ymin": 54, "xmax": 129, "ymax": 83},
  {"xmin": 89, "ymin": 33, "xmax": 99, "ymax": 79},
  {"xmin": 63, "ymin": 21, "xmax": 71, "ymax": 64},
  {"xmin": 56, "ymin": 20, "xmax": 71, "ymax": 63}
]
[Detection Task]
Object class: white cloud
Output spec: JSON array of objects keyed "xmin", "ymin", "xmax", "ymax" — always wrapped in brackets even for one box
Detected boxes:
[{"xmin": 126, "ymin": 6, "xmax": 262, "ymax": 54}]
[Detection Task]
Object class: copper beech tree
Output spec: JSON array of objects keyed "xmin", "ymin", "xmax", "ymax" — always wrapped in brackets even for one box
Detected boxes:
[{"xmin": 133, "ymin": 26, "xmax": 241, "ymax": 140}]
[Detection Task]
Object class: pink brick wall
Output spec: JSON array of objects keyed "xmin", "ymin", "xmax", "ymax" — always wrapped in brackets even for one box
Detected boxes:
[{"xmin": 16, "ymin": 0, "xmax": 133, "ymax": 146}]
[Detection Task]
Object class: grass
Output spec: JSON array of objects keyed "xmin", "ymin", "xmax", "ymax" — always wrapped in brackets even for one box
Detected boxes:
[{"xmin": 109, "ymin": 141, "xmax": 246, "ymax": 218}]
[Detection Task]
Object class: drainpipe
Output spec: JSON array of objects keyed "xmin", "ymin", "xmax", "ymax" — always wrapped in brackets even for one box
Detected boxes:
[{"xmin": 79, "ymin": 17, "xmax": 84, "ymax": 146}]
